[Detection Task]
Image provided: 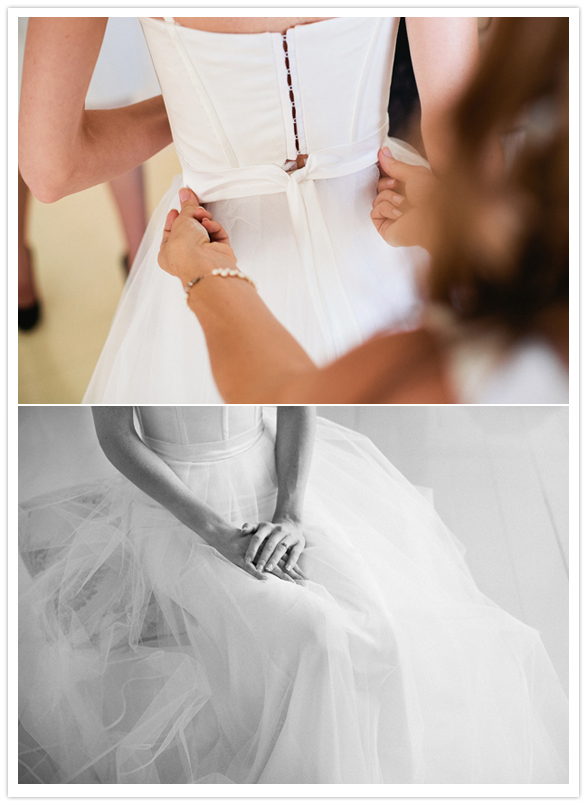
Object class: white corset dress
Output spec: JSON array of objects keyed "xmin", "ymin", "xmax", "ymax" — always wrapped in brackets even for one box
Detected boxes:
[
  {"xmin": 83, "ymin": 17, "xmax": 429, "ymax": 403},
  {"xmin": 18, "ymin": 407, "xmax": 568, "ymax": 783}
]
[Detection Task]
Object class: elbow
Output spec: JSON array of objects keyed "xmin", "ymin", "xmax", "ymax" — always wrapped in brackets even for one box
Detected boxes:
[
  {"xmin": 19, "ymin": 145, "xmax": 74, "ymax": 203},
  {"xmin": 19, "ymin": 166, "xmax": 71, "ymax": 204}
]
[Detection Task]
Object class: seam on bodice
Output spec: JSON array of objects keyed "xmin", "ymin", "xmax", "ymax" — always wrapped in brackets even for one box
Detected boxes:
[
  {"xmin": 350, "ymin": 18, "xmax": 383, "ymax": 142},
  {"xmin": 165, "ymin": 21, "xmax": 240, "ymax": 169},
  {"xmin": 174, "ymin": 407, "xmax": 190, "ymax": 443}
]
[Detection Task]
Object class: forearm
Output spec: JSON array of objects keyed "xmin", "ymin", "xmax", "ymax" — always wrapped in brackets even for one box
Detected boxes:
[
  {"xmin": 190, "ymin": 278, "xmax": 319, "ymax": 402},
  {"xmin": 18, "ymin": 17, "xmax": 172, "ymax": 202},
  {"xmin": 406, "ymin": 17, "xmax": 479, "ymax": 175},
  {"xmin": 20, "ymin": 97, "xmax": 171, "ymax": 202},
  {"xmin": 92, "ymin": 407, "xmax": 232, "ymax": 545},
  {"xmin": 273, "ymin": 407, "xmax": 316, "ymax": 522}
]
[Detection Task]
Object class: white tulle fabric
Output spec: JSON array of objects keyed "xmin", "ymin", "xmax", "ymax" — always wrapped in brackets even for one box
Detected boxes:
[
  {"xmin": 83, "ymin": 17, "xmax": 430, "ymax": 403},
  {"xmin": 19, "ymin": 408, "xmax": 568, "ymax": 783}
]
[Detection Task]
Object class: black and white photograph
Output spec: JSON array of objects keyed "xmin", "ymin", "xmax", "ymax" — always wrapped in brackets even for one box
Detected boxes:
[
  {"xmin": 11, "ymin": 5, "xmax": 575, "ymax": 798},
  {"xmin": 17, "ymin": 405, "xmax": 569, "ymax": 787}
]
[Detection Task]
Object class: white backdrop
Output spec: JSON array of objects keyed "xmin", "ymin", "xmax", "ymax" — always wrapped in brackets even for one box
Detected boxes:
[{"xmin": 317, "ymin": 406, "xmax": 569, "ymax": 692}]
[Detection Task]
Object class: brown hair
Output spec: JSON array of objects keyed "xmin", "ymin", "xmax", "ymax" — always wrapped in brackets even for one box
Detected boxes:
[{"xmin": 429, "ymin": 17, "xmax": 569, "ymax": 353}]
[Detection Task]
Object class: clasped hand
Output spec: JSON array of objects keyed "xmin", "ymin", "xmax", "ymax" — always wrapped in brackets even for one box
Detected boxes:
[
  {"xmin": 371, "ymin": 147, "xmax": 438, "ymax": 252},
  {"xmin": 213, "ymin": 519, "xmax": 306, "ymax": 584},
  {"xmin": 158, "ymin": 155, "xmax": 438, "ymax": 287},
  {"xmin": 158, "ymin": 187, "xmax": 237, "ymax": 285}
]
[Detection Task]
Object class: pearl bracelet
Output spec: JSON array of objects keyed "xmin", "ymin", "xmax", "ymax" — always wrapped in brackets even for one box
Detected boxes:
[{"xmin": 184, "ymin": 267, "xmax": 257, "ymax": 300}]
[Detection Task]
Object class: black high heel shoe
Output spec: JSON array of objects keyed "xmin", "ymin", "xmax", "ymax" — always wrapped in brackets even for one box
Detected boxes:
[
  {"xmin": 18, "ymin": 301, "xmax": 41, "ymax": 331},
  {"xmin": 18, "ymin": 247, "xmax": 42, "ymax": 331}
]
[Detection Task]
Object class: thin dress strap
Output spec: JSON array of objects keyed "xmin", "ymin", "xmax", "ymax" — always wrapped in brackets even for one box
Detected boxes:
[{"xmin": 164, "ymin": 17, "xmax": 176, "ymax": 25}]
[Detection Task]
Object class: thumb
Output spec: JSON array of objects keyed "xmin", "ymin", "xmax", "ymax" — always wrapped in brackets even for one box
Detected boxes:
[
  {"xmin": 178, "ymin": 186, "xmax": 201, "ymax": 217},
  {"xmin": 378, "ymin": 148, "xmax": 417, "ymax": 183}
]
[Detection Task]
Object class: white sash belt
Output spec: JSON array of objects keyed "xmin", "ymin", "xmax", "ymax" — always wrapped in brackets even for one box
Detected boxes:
[
  {"xmin": 141, "ymin": 420, "xmax": 265, "ymax": 463},
  {"xmin": 180, "ymin": 126, "xmax": 388, "ymax": 358}
]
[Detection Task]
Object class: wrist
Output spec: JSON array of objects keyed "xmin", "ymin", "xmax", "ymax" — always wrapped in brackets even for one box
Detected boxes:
[
  {"xmin": 198, "ymin": 519, "xmax": 236, "ymax": 549},
  {"xmin": 273, "ymin": 510, "xmax": 303, "ymax": 526}
]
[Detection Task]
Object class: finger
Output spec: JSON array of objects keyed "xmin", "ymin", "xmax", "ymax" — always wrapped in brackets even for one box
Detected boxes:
[
  {"xmin": 372, "ymin": 190, "xmax": 406, "ymax": 211},
  {"xmin": 177, "ymin": 187, "xmax": 205, "ymax": 222},
  {"xmin": 264, "ymin": 541, "xmax": 290, "ymax": 572},
  {"xmin": 285, "ymin": 543, "xmax": 304, "ymax": 572},
  {"xmin": 244, "ymin": 524, "xmax": 274, "ymax": 563},
  {"xmin": 372, "ymin": 200, "xmax": 404, "ymax": 222},
  {"xmin": 377, "ymin": 177, "xmax": 397, "ymax": 192},
  {"xmin": 370, "ymin": 208, "xmax": 396, "ymax": 240},
  {"xmin": 292, "ymin": 563, "xmax": 307, "ymax": 581},
  {"xmin": 242, "ymin": 560, "xmax": 268, "ymax": 581},
  {"xmin": 277, "ymin": 558, "xmax": 304, "ymax": 582},
  {"xmin": 267, "ymin": 564, "xmax": 296, "ymax": 584},
  {"xmin": 200, "ymin": 217, "xmax": 232, "ymax": 246},
  {"xmin": 256, "ymin": 531, "xmax": 289, "ymax": 570},
  {"xmin": 378, "ymin": 148, "xmax": 420, "ymax": 183},
  {"xmin": 164, "ymin": 208, "xmax": 180, "ymax": 233},
  {"xmin": 241, "ymin": 522, "xmax": 257, "ymax": 536},
  {"xmin": 193, "ymin": 205, "xmax": 215, "ymax": 222},
  {"xmin": 161, "ymin": 209, "xmax": 180, "ymax": 252}
]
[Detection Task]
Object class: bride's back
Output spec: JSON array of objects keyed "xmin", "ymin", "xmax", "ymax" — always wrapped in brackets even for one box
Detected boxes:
[
  {"xmin": 140, "ymin": 16, "xmax": 399, "ymax": 174},
  {"xmin": 151, "ymin": 17, "xmax": 334, "ymax": 34}
]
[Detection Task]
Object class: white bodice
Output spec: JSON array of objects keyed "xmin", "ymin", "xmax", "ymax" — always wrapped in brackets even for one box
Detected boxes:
[
  {"xmin": 83, "ymin": 17, "xmax": 428, "ymax": 404},
  {"xmin": 135, "ymin": 406, "xmax": 264, "ymax": 460},
  {"xmin": 139, "ymin": 16, "xmax": 399, "ymax": 195}
]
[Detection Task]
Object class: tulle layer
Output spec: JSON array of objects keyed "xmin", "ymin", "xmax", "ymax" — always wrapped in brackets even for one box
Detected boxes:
[
  {"xmin": 83, "ymin": 139, "xmax": 429, "ymax": 403},
  {"xmin": 18, "ymin": 417, "xmax": 568, "ymax": 783}
]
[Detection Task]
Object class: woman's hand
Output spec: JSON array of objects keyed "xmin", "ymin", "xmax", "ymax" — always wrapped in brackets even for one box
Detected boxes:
[
  {"xmin": 244, "ymin": 518, "xmax": 307, "ymax": 579},
  {"xmin": 158, "ymin": 188, "xmax": 238, "ymax": 286},
  {"xmin": 210, "ymin": 525, "xmax": 270, "ymax": 581},
  {"xmin": 371, "ymin": 148, "xmax": 438, "ymax": 251},
  {"xmin": 211, "ymin": 523, "xmax": 305, "ymax": 583}
]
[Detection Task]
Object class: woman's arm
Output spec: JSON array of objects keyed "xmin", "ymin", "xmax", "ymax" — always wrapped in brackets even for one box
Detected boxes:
[
  {"xmin": 244, "ymin": 407, "xmax": 316, "ymax": 573},
  {"xmin": 405, "ymin": 17, "xmax": 479, "ymax": 173},
  {"xmin": 92, "ymin": 407, "xmax": 267, "ymax": 580},
  {"xmin": 273, "ymin": 406, "xmax": 316, "ymax": 523},
  {"xmin": 19, "ymin": 18, "xmax": 172, "ymax": 202},
  {"xmin": 158, "ymin": 190, "xmax": 451, "ymax": 403}
]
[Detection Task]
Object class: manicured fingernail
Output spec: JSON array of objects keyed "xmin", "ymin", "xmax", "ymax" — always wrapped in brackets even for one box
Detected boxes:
[
  {"xmin": 392, "ymin": 194, "xmax": 403, "ymax": 204},
  {"xmin": 391, "ymin": 208, "xmax": 403, "ymax": 218},
  {"xmin": 265, "ymin": 563, "xmax": 273, "ymax": 571},
  {"xmin": 382, "ymin": 146, "xmax": 392, "ymax": 158},
  {"xmin": 385, "ymin": 179, "xmax": 396, "ymax": 187},
  {"xmin": 179, "ymin": 188, "xmax": 191, "ymax": 203}
]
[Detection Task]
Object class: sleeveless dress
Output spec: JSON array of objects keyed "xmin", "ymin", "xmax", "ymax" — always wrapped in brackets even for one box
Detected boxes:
[
  {"xmin": 18, "ymin": 407, "xmax": 568, "ymax": 783},
  {"xmin": 82, "ymin": 17, "xmax": 430, "ymax": 403}
]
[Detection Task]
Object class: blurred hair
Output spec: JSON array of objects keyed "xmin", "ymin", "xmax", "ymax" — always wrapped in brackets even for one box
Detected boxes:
[{"xmin": 429, "ymin": 17, "xmax": 569, "ymax": 352}]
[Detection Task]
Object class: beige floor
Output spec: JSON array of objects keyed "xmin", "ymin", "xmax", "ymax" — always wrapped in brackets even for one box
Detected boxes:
[{"xmin": 18, "ymin": 145, "xmax": 182, "ymax": 403}]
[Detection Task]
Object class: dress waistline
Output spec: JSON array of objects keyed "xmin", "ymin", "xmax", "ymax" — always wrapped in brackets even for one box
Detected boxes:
[
  {"xmin": 141, "ymin": 420, "xmax": 265, "ymax": 463},
  {"xmin": 180, "ymin": 124, "xmax": 388, "ymax": 204},
  {"xmin": 178, "ymin": 126, "xmax": 388, "ymax": 361}
]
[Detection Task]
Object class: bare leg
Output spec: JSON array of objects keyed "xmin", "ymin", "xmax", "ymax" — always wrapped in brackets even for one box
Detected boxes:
[
  {"xmin": 18, "ymin": 170, "xmax": 38, "ymax": 309},
  {"xmin": 108, "ymin": 165, "xmax": 148, "ymax": 270}
]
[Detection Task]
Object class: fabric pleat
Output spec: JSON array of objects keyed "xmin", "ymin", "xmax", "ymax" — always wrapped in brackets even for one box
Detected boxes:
[{"xmin": 18, "ymin": 410, "xmax": 568, "ymax": 783}]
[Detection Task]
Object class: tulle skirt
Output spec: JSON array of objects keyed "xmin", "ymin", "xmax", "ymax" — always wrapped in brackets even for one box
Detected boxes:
[
  {"xmin": 82, "ymin": 139, "xmax": 429, "ymax": 403},
  {"xmin": 18, "ymin": 415, "xmax": 568, "ymax": 783}
]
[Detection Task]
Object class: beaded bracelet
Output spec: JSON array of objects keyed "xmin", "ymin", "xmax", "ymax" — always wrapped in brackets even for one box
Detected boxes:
[{"xmin": 184, "ymin": 267, "xmax": 258, "ymax": 301}]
